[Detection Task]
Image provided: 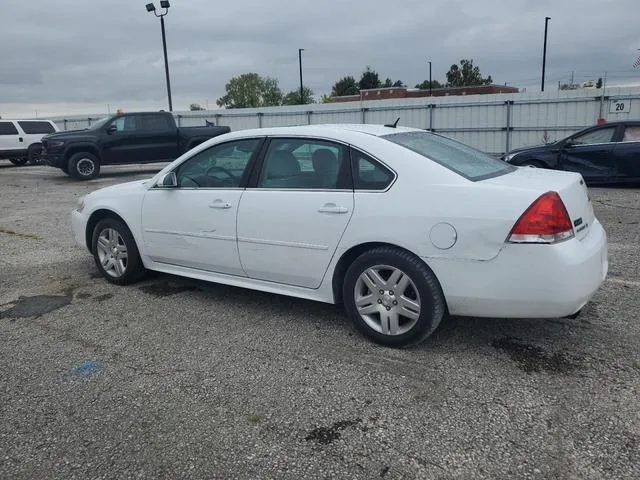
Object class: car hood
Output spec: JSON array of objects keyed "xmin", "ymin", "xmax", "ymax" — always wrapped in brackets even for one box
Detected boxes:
[
  {"xmin": 87, "ymin": 180, "xmax": 149, "ymax": 200},
  {"xmin": 507, "ymin": 143, "xmax": 557, "ymax": 156},
  {"xmin": 43, "ymin": 130, "xmax": 96, "ymax": 142}
]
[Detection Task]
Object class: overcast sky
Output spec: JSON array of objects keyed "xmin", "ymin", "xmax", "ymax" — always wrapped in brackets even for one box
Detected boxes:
[{"xmin": 1, "ymin": 0, "xmax": 639, "ymax": 117}]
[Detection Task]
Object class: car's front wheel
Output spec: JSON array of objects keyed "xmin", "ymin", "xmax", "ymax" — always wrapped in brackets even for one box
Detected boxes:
[
  {"xmin": 27, "ymin": 143, "xmax": 43, "ymax": 165},
  {"xmin": 343, "ymin": 247, "xmax": 446, "ymax": 347},
  {"xmin": 91, "ymin": 218, "xmax": 146, "ymax": 285},
  {"xmin": 69, "ymin": 152, "xmax": 101, "ymax": 180}
]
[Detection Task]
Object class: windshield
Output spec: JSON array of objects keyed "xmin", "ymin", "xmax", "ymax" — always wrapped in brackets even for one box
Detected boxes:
[
  {"xmin": 86, "ymin": 117, "xmax": 110, "ymax": 130},
  {"xmin": 382, "ymin": 131, "xmax": 515, "ymax": 181}
]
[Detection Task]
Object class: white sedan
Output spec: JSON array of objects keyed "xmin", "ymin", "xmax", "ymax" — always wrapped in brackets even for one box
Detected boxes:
[{"xmin": 72, "ymin": 124, "xmax": 608, "ymax": 347}]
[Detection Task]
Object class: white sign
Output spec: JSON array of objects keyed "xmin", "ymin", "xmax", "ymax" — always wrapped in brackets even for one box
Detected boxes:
[{"xmin": 609, "ymin": 99, "xmax": 631, "ymax": 113}]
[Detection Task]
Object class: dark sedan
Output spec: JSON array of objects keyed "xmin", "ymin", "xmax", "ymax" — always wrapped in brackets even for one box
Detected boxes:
[{"xmin": 503, "ymin": 120, "xmax": 640, "ymax": 185}]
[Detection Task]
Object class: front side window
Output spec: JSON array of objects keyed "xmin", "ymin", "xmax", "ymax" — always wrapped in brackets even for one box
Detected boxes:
[
  {"xmin": 18, "ymin": 121, "xmax": 56, "ymax": 134},
  {"xmin": 112, "ymin": 116, "xmax": 138, "ymax": 132},
  {"xmin": 0, "ymin": 122, "xmax": 19, "ymax": 135},
  {"xmin": 382, "ymin": 131, "xmax": 514, "ymax": 181},
  {"xmin": 571, "ymin": 127, "xmax": 616, "ymax": 145},
  {"xmin": 175, "ymin": 138, "xmax": 261, "ymax": 188},
  {"xmin": 258, "ymin": 138, "xmax": 349, "ymax": 189}
]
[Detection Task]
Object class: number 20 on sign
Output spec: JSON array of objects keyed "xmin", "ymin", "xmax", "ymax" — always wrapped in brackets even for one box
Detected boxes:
[{"xmin": 609, "ymin": 99, "xmax": 631, "ymax": 113}]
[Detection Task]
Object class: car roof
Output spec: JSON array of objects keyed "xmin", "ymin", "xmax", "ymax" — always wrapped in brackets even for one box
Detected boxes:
[{"xmin": 221, "ymin": 123, "xmax": 424, "ymax": 139}]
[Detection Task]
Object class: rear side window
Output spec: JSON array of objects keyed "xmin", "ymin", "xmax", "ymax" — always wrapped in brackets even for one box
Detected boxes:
[
  {"xmin": 351, "ymin": 149, "xmax": 394, "ymax": 190},
  {"xmin": 141, "ymin": 114, "xmax": 173, "ymax": 132},
  {"xmin": 0, "ymin": 122, "xmax": 19, "ymax": 135},
  {"xmin": 18, "ymin": 121, "xmax": 56, "ymax": 134},
  {"xmin": 382, "ymin": 131, "xmax": 515, "ymax": 181}
]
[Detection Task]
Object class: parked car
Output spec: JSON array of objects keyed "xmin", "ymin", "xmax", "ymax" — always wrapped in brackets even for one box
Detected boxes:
[
  {"xmin": 72, "ymin": 124, "xmax": 608, "ymax": 347},
  {"xmin": 0, "ymin": 119, "xmax": 59, "ymax": 165},
  {"xmin": 41, "ymin": 111, "xmax": 231, "ymax": 180},
  {"xmin": 503, "ymin": 120, "xmax": 640, "ymax": 184}
]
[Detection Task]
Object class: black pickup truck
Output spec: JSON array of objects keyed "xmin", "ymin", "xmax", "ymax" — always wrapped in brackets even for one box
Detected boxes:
[{"xmin": 41, "ymin": 111, "xmax": 230, "ymax": 180}]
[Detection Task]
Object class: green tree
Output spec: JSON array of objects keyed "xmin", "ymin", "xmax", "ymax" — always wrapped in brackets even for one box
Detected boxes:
[
  {"xmin": 596, "ymin": 77, "xmax": 603, "ymax": 89},
  {"xmin": 383, "ymin": 78, "xmax": 405, "ymax": 88},
  {"xmin": 189, "ymin": 103, "xmax": 205, "ymax": 111},
  {"xmin": 216, "ymin": 73, "xmax": 283, "ymax": 108},
  {"xmin": 330, "ymin": 76, "xmax": 360, "ymax": 97},
  {"xmin": 282, "ymin": 86, "xmax": 315, "ymax": 105},
  {"xmin": 445, "ymin": 59, "xmax": 492, "ymax": 87},
  {"xmin": 359, "ymin": 66, "xmax": 382, "ymax": 90},
  {"xmin": 320, "ymin": 94, "xmax": 334, "ymax": 103},
  {"xmin": 415, "ymin": 80, "xmax": 443, "ymax": 90}
]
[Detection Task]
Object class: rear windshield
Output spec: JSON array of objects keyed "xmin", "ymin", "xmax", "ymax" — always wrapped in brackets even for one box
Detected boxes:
[{"xmin": 382, "ymin": 131, "xmax": 515, "ymax": 181}]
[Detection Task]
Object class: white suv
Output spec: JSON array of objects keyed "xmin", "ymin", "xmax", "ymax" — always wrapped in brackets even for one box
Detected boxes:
[{"xmin": 0, "ymin": 119, "xmax": 60, "ymax": 165}]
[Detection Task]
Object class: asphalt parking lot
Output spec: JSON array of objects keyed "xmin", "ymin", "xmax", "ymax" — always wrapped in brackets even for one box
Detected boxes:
[{"xmin": 1, "ymin": 160, "xmax": 639, "ymax": 480}]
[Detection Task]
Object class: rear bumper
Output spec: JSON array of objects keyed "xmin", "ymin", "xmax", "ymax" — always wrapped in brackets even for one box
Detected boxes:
[{"xmin": 428, "ymin": 219, "xmax": 608, "ymax": 318}]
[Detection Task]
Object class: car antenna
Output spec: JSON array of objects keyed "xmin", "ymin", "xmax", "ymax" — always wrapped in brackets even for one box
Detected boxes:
[{"xmin": 384, "ymin": 117, "xmax": 400, "ymax": 128}]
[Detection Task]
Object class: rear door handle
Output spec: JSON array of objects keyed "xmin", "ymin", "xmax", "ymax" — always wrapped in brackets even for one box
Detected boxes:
[
  {"xmin": 318, "ymin": 203, "xmax": 349, "ymax": 214},
  {"xmin": 209, "ymin": 200, "xmax": 232, "ymax": 209}
]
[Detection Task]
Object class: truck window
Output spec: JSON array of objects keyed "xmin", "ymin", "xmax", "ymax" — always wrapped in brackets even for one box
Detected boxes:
[
  {"xmin": 141, "ymin": 115, "xmax": 174, "ymax": 132},
  {"xmin": 18, "ymin": 121, "xmax": 56, "ymax": 134},
  {"xmin": 0, "ymin": 122, "xmax": 19, "ymax": 135}
]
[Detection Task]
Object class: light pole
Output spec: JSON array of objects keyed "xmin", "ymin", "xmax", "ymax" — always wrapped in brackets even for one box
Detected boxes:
[
  {"xmin": 541, "ymin": 16, "xmax": 550, "ymax": 92},
  {"xmin": 428, "ymin": 60, "xmax": 432, "ymax": 96},
  {"xmin": 146, "ymin": 1, "xmax": 173, "ymax": 111},
  {"xmin": 298, "ymin": 48, "xmax": 304, "ymax": 104}
]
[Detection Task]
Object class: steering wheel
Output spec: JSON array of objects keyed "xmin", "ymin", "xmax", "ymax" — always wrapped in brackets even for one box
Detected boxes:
[{"xmin": 205, "ymin": 166, "xmax": 235, "ymax": 181}]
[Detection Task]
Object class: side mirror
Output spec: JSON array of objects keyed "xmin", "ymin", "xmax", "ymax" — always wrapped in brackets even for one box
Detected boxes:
[
  {"xmin": 106, "ymin": 125, "xmax": 117, "ymax": 135},
  {"xmin": 158, "ymin": 171, "xmax": 177, "ymax": 188},
  {"xmin": 563, "ymin": 139, "xmax": 576, "ymax": 148}
]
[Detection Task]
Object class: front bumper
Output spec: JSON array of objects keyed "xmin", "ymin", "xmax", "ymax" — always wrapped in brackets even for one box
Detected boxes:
[
  {"xmin": 428, "ymin": 219, "xmax": 608, "ymax": 318},
  {"xmin": 42, "ymin": 151, "xmax": 65, "ymax": 168},
  {"xmin": 71, "ymin": 209, "xmax": 90, "ymax": 251}
]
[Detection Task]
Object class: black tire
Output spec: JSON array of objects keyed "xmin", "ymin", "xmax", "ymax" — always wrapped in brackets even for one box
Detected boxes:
[
  {"xmin": 343, "ymin": 246, "xmax": 446, "ymax": 348},
  {"xmin": 27, "ymin": 143, "xmax": 43, "ymax": 165},
  {"xmin": 91, "ymin": 217, "xmax": 146, "ymax": 285},
  {"xmin": 69, "ymin": 152, "xmax": 100, "ymax": 180},
  {"xmin": 9, "ymin": 157, "xmax": 28, "ymax": 166}
]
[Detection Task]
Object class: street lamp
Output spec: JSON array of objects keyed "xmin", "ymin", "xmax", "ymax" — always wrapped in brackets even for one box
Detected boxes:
[
  {"xmin": 298, "ymin": 48, "xmax": 304, "ymax": 104},
  {"xmin": 428, "ymin": 60, "xmax": 432, "ymax": 96},
  {"xmin": 541, "ymin": 16, "xmax": 550, "ymax": 92},
  {"xmin": 146, "ymin": 1, "xmax": 173, "ymax": 111}
]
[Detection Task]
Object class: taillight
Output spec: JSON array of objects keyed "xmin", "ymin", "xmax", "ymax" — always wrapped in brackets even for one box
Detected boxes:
[{"xmin": 507, "ymin": 191, "xmax": 574, "ymax": 244}]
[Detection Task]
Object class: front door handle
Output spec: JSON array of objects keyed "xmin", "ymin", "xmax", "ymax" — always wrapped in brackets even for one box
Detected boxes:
[
  {"xmin": 18, "ymin": 137, "xmax": 23, "ymax": 143},
  {"xmin": 209, "ymin": 200, "xmax": 232, "ymax": 209},
  {"xmin": 318, "ymin": 203, "xmax": 349, "ymax": 214}
]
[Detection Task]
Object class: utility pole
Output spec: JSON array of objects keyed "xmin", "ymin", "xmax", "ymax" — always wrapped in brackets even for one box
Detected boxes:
[
  {"xmin": 428, "ymin": 60, "xmax": 432, "ymax": 96},
  {"xmin": 541, "ymin": 16, "xmax": 550, "ymax": 92},
  {"xmin": 298, "ymin": 48, "xmax": 304, "ymax": 105}
]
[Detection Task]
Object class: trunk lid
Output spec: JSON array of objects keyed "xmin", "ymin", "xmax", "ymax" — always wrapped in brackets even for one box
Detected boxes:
[{"xmin": 482, "ymin": 166, "xmax": 595, "ymax": 241}]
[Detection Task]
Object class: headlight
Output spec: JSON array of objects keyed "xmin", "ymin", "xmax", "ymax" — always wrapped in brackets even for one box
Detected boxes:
[
  {"xmin": 48, "ymin": 140, "xmax": 65, "ymax": 149},
  {"xmin": 76, "ymin": 196, "xmax": 86, "ymax": 212}
]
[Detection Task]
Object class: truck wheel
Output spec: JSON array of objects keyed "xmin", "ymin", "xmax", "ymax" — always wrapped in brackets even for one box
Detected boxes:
[
  {"xmin": 27, "ymin": 143, "xmax": 43, "ymax": 165},
  {"xmin": 9, "ymin": 158, "xmax": 28, "ymax": 166},
  {"xmin": 69, "ymin": 152, "xmax": 100, "ymax": 180}
]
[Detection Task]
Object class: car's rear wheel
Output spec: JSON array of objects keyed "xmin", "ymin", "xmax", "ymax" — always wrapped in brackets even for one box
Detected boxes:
[
  {"xmin": 69, "ymin": 152, "xmax": 100, "ymax": 180},
  {"xmin": 91, "ymin": 218, "xmax": 146, "ymax": 285},
  {"xmin": 343, "ymin": 246, "xmax": 446, "ymax": 347},
  {"xmin": 27, "ymin": 143, "xmax": 43, "ymax": 165},
  {"xmin": 9, "ymin": 157, "xmax": 28, "ymax": 166}
]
